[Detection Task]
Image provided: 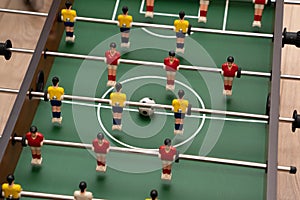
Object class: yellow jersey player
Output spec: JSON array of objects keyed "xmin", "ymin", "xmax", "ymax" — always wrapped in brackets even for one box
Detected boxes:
[
  {"xmin": 174, "ymin": 11, "xmax": 190, "ymax": 54},
  {"xmin": 172, "ymin": 89, "xmax": 190, "ymax": 134},
  {"xmin": 145, "ymin": 189, "xmax": 158, "ymax": 200},
  {"xmin": 109, "ymin": 83, "xmax": 126, "ymax": 131},
  {"xmin": 47, "ymin": 76, "xmax": 64, "ymax": 124},
  {"xmin": 1, "ymin": 174, "xmax": 22, "ymax": 200},
  {"xmin": 117, "ymin": 6, "xmax": 133, "ymax": 48},
  {"xmin": 61, "ymin": 1, "xmax": 77, "ymax": 42}
]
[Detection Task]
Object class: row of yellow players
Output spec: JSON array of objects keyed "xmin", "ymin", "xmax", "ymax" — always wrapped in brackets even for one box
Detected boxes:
[{"xmin": 47, "ymin": 75, "xmax": 191, "ymax": 135}]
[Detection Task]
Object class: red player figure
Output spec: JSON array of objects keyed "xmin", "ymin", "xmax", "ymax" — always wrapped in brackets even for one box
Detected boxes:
[
  {"xmin": 73, "ymin": 181, "xmax": 93, "ymax": 200},
  {"xmin": 24, "ymin": 126, "xmax": 44, "ymax": 165},
  {"xmin": 164, "ymin": 50, "xmax": 180, "ymax": 91},
  {"xmin": 61, "ymin": 1, "xmax": 77, "ymax": 42},
  {"xmin": 158, "ymin": 138, "xmax": 178, "ymax": 180},
  {"xmin": 221, "ymin": 56, "xmax": 239, "ymax": 96},
  {"xmin": 252, "ymin": 0, "xmax": 268, "ymax": 28},
  {"xmin": 174, "ymin": 11, "xmax": 190, "ymax": 54},
  {"xmin": 110, "ymin": 83, "xmax": 127, "ymax": 131},
  {"xmin": 198, "ymin": 0, "xmax": 210, "ymax": 23},
  {"xmin": 105, "ymin": 42, "xmax": 121, "ymax": 87},
  {"xmin": 145, "ymin": 0, "xmax": 155, "ymax": 18},
  {"xmin": 92, "ymin": 133, "xmax": 110, "ymax": 172},
  {"xmin": 145, "ymin": 189, "xmax": 158, "ymax": 200},
  {"xmin": 117, "ymin": 6, "xmax": 133, "ymax": 48},
  {"xmin": 172, "ymin": 90, "xmax": 190, "ymax": 135}
]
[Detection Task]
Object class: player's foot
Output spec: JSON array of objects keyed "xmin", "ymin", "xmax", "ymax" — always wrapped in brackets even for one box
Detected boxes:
[
  {"xmin": 96, "ymin": 165, "xmax": 106, "ymax": 172},
  {"xmin": 198, "ymin": 16, "xmax": 207, "ymax": 23},
  {"xmin": 252, "ymin": 20, "xmax": 261, "ymax": 28},
  {"xmin": 175, "ymin": 48, "xmax": 185, "ymax": 54},
  {"xmin": 51, "ymin": 118, "xmax": 57, "ymax": 123},
  {"xmin": 161, "ymin": 173, "xmax": 172, "ymax": 180},
  {"xmin": 31, "ymin": 158, "xmax": 37, "ymax": 165},
  {"xmin": 107, "ymin": 80, "xmax": 113, "ymax": 87},
  {"xmin": 145, "ymin": 11, "xmax": 154, "ymax": 18},
  {"xmin": 36, "ymin": 158, "xmax": 43, "ymax": 165},
  {"xmin": 57, "ymin": 117, "xmax": 63, "ymax": 124},
  {"xmin": 111, "ymin": 81, "xmax": 116, "ymax": 87},
  {"xmin": 225, "ymin": 90, "xmax": 232, "ymax": 96},
  {"xmin": 117, "ymin": 125, "xmax": 122, "ymax": 131}
]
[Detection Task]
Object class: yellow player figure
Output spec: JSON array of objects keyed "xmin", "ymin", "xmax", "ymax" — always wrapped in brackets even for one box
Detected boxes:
[
  {"xmin": 145, "ymin": 0, "xmax": 155, "ymax": 18},
  {"xmin": 174, "ymin": 11, "xmax": 190, "ymax": 54},
  {"xmin": 198, "ymin": 0, "xmax": 210, "ymax": 23},
  {"xmin": 47, "ymin": 76, "xmax": 64, "ymax": 124},
  {"xmin": 172, "ymin": 89, "xmax": 191, "ymax": 134},
  {"xmin": 1, "ymin": 174, "xmax": 22, "ymax": 200},
  {"xmin": 109, "ymin": 83, "xmax": 126, "ymax": 131},
  {"xmin": 145, "ymin": 189, "xmax": 158, "ymax": 200},
  {"xmin": 117, "ymin": 6, "xmax": 133, "ymax": 48},
  {"xmin": 61, "ymin": 1, "xmax": 77, "ymax": 42},
  {"xmin": 73, "ymin": 181, "xmax": 93, "ymax": 200}
]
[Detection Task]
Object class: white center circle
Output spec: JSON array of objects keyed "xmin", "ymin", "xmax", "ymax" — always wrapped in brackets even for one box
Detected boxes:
[{"xmin": 97, "ymin": 75, "xmax": 206, "ymax": 150}]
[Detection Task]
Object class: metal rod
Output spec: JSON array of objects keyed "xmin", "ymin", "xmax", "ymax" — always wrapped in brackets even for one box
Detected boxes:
[
  {"xmin": 0, "ymin": 8, "xmax": 273, "ymax": 38},
  {"xmin": 0, "ymin": 88, "xmax": 295, "ymax": 122},
  {"xmin": 12, "ymin": 137, "xmax": 295, "ymax": 173},
  {"xmin": 8, "ymin": 47, "xmax": 273, "ymax": 78},
  {"xmin": 30, "ymin": 91, "xmax": 268, "ymax": 120},
  {"xmin": 21, "ymin": 191, "xmax": 106, "ymax": 200}
]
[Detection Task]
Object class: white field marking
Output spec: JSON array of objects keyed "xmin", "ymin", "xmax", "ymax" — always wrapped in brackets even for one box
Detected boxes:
[
  {"xmin": 222, "ymin": 0, "xmax": 229, "ymax": 31},
  {"xmin": 111, "ymin": 0, "xmax": 120, "ymax": 20}
]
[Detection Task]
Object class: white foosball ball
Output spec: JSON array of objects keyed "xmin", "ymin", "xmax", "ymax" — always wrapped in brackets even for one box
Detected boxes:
[{"xmin": 138, "ymin": 97, "xmax": 155, "ymax": 117}]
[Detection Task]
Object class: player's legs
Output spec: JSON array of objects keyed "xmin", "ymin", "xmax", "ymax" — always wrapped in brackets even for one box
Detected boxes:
[
  {"xmin": 30, "ymin": 147, "xmax": 42, "ymax": 165},
  {"xmin": 145, "ymin": 0, "xmax": 155, "ymax": 18},
  {"xmin": 199, "ymin": 0, "xmax": 210, "ymax": 23},
  {"xmin": 112, "ymin": 106, "xmax": 123, "ymax": 130},
  {"xmin": 253, "ymin": 4, "xmax": 265, "ymax": 28},
  {"xmin": 174, "ymin": 113, "xmax": 185, "ymax": 134},
  {"xmin": 51, "ymin": 100, "xmax": 62, "ymax": 123},
  {"xmin": 96, "ymin": 153, "xmax": 107, "ymax": 172},
  {"xmin": 176, "ymin": 32, "xmax": 185, "ymax": 53},
  {"xmin": 107, "ymin": 65, "xmax": 117, "ymax": 86},
  {"xmin": 120, "ymin": 29, "xmax": 130, "ymax": 48},
  {"xmin": 166, "ymin": 71, "xmax": 176, "ymax": 90},
  {"xmin": 161, "ymin": 161, "xmax": 172, "ymax": 180}
]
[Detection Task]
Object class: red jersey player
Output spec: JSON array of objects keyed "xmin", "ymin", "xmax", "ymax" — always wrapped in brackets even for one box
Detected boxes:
[
  {"xmin": 92, "ymin": 133, "xmax": 110, "ymax": 172},
  {"xmin": 145, "ymin": 0, "xmax": 155, "ymax": 18},
  {"xmin": 164, "ymin": 51, "xmax": 180, "ymax": 91},
  {"xmin": 252, "ymin": 0, "xmax": 268, "ymax": 28},
  {"xmin": 105, "ymin": 42, "xmax": 121, "ymax": 87},
  {"xmin": 24, "ymin": 126, "xmax": 44, "ymax": 165},
  {"xmin": 221, "ymin": 56, "xmax": 239, "ymax": 96},
  {"xmin": 158, "ymin": 138, "xmax": 178, "ymax": 180}
]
